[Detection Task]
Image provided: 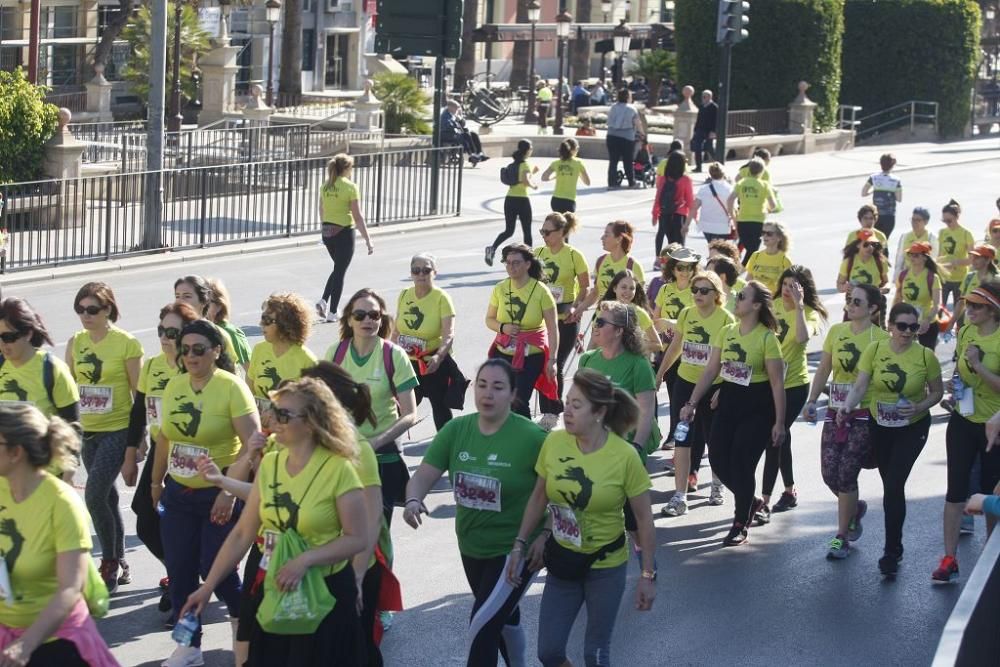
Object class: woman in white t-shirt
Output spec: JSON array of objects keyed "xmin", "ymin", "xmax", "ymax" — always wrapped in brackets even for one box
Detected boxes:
[{"xmin": 690, "ymin": 163, "xmax": 734, "ymax": 244}]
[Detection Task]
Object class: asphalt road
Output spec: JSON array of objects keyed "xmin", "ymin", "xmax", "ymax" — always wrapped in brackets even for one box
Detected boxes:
[{"xmin": 11, "ymin": 157, "xmax": 1000, "ymax": 666}]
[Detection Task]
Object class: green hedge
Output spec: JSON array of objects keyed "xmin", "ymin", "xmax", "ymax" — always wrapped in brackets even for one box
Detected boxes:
[
  {"xmin": 841, "ymin": 0, "xmax": 981, "ymax": 139},
  {"xmin": 0, "ymin": 69, "xmax": 58, "ymax": 184},
  {"xmin": 675, "ymin": 0, "xmax": 844, "ymax": 130}
]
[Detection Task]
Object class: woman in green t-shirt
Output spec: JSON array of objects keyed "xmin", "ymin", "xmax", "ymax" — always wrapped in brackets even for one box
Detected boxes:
[
  {"xmin": 205, "ymin": 278, "xmax": 251, "ymax": 370},
  {"xmin": 679, "ymin": 280, "xmax": 787, "ymax": 547},
  {"xmin": 404, "ymin": 359, "xmax": 547, "ymax": 667},
  {"xmin": 485, "ymin": 140, "xmax": 538, "ymax": 266},
  {"xmin": 507, "ymin": 368, "xmax": 655, "ymax": 667},
  {"xmin": 0, "ymin": 404, "xmax": 117, "ymax": 666},
  {"xmin": 317, "ymin": 154, "xmax": 375, "ymax": 323},
  {"xmin": 541, "ymin": 138, "xmax": 590, "ymax": 214},
  {"xmin": 837, "ymin": 302, "xmax": 943, "ymax": 576}
]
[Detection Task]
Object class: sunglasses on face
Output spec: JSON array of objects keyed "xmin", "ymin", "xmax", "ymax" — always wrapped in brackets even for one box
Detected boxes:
[
  {"xmin": 272, "ymin": 407, "xmax": 305, "ymax": 424},
  {"xmin": 691, "ymin": 286, "xmax": 715, "ymax": 295},
  {"xmin": 260, "ymin": 315, "xmax": 276, "ymax": 326},
  {"xmin": 893, "ymin": 321, "xmax": 920, "ymax": 333},
  {"xmin": 848, "ymin": 297, "xmax": 867, "ymax": 307},
  {"xmin": 351, "ymin": 310, "xmax": 382, "ymax": 322},
  {"xmin": 411, "ymin": 267, "xmax": 433, "ymax": 275},
  {"xmin": 539, "ymin": 228, "xmax": 556, "ymax": 237},
  {"xmin": 761, "ymin": 230, "xmax": 777, "ymax": 237},
  {"xmin": 74, "ymin": 304, "xmax": 104, "ymax": 316},
  {"xmin": 675, "ymin": 264, "xmax": 695, "ymax": 272},
  {"xmin": 181, "ymin": 343, "xmax": 212, "ymax": 357},
  {"xmin": 0, "ymin": 331, "xmax": 23, "ymax": 344},
  {"xmin": 595, "ymin": 317, "xmax": 620, "ymax": 329},
  {"xmin": 157, "ymin": 326, "xmax": 181, "ymax": 340},
  {"xmin": 863, "ymin": 242, "xmax": 881, "ymax": 250}
]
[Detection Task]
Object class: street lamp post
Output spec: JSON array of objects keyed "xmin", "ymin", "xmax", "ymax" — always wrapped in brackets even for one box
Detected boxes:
[
  {"xmin": 612, "ymin": 19, "xmax": 631, "ymax": 87},
  {"xmin": 265, "ymin": 0, "xmax": 282, "ymax": 106},
  {"xmin": 523, "ymin": 0, "xmax": 541, "ymax": 124},
  {"xmin": 168, "ymin": 0, "xmax": 183, "ymax": 133},
  {"xmin": 988, "ymin": 6, "xmax": 998, "ymax": 83},
  {"xmin": 553, "ymin": 10, "xmax": 572, "ymax": 136},
  {"xmin": 601, "ymin": 0, "xmax": 612, "ymax": 23}
]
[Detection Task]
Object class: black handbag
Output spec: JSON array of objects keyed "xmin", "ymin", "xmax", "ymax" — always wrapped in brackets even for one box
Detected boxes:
[
  {"xmin": 543, "ymin": 533, "xmax": 626, "ymax": 581},
  {"xmin": 443, "ymin": 355, "xmax": 471, "ymax": 410}
]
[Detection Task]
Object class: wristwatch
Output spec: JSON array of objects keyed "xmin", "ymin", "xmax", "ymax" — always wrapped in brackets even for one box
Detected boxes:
[{"xmin": 640, "ymin": 570, "xmax": 656, "ymax": 580}]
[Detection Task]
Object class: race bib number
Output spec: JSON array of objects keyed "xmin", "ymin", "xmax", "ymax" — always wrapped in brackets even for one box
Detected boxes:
[
  {"xmin": 720, "ymin": 360, "xmax": 752, "ymax": 386},
  {"xmin": 167, "ymin": 443, "xmax": 210, "ymax": 478},
  {"xmin": 681, "ymin": 342, "xmax": 711, "ymax": 367},
  {"xmin": 79, "ymin": 385, "xmax": 113, "ymax": 414},
  {"xmin": 258, "ymin": 529, "xmax": 281, "ymax": 571},
  {"xmin": 397, "ymin": 334, "xmax": 427, "ymax": 356},
  {"xmin": 549, "ymin": 285, "xmax": 565, "ymax": 303},
  {"xmin": 875, "ymin": 401, "xmax": 908, "ymax": 428},
  {"xmin": 146, "ymin": 396, "xmax": 163, "ymax": 427},
  {"xmin": 549, "ymin": 503, "xmax": 582, "ymax": 548},
  {"xmin": 829, "ymin": 383, "xmax": 851, "ymax": 411},
  {"xmin": 454, "ymin": 472, "xmax": 501, "ymax": 512}
]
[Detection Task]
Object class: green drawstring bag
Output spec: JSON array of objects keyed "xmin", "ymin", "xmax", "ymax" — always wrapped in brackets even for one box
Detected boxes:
[
  {"xmin": 256, "ymin": 527, "xmax": 336, "ymax": 635},
  {"xmin": 84, "ymin": 559, "xmax": 109, "ymax": 619}
]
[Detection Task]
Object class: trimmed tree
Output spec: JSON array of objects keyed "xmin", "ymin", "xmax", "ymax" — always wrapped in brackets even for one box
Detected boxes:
[{"xmin": 0, "ymin": 70, "xmax": 59, "ymax": 184}]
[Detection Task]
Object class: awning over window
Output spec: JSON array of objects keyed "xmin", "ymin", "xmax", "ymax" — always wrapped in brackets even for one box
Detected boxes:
[{"xmin": 471, "ymin": 22, "xmax": 673, "ymax": 46}]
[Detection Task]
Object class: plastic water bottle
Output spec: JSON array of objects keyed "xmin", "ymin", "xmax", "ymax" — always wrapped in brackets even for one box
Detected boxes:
[
  {"xmin": 674, "ymin": 420, "xmax": 690, "ymax": 443},
  {"xmin": 171, "ymin": 612, "xmax": 199, "ymax": 647},
  {"xmin": 943, "ymin": 331, "xmax": 954, "ymax": 344},
  {"xmin": 953, "ymin": 370, "xmax": 966, "ymax": 401},
  {"xmin": 896, "ymin": 394, "xmax": 912, "ymax": 412},
  {"xmin": 805, "ymin": 403, "xmax": 818, "ymax": 426}
]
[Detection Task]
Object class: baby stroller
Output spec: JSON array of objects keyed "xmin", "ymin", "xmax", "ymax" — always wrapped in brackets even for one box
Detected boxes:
[{"xmin": 614, "ymin": 135, "xmax": 658, "ymax": 188}]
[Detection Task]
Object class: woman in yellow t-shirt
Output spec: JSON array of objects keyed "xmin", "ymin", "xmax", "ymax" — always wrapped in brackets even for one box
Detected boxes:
[
  {"xmin": 950, "ymin": 243, "xmax": 998, "ymax": 334},
  {"xmin": 581, "ymin": 221, "xmax": 646, "ymax": 311},
  {"xmin": 541, "ymin": 138, "xmax": 590, "ymax": 214},
  {"xmin": 507, "ymin": 369, "xmax": 655, "ymax": 666},
  {"xmin": 594, "ymin": 269, "xmax": 661, "ymax": 354},
  {"xmin": 486, "ymin": 140, "xmax": 539, "ymax": 266},
  {"xmin": 181, "ymin": 378, "xmax": 367, "ymax": 666},
  {"xmin": 679, "ymin": 280, "xmax": 786, "ymax": 546},
  {"xmin": 150, "ymin": 320, "xmax": 260, "ymax": 667},
  {"xmin": 174, "ymin": 275, "xmax": 241, "ymax": 368},
  {"xmin": 893, "ymin": 241, "xmax": 943, "ymax": 350},
  {"xmin": 838, "ymin": 228, "xmax": 889, "ymax": 294},
  {"xmin": 486, "ymin": 244, "xmax": 559, "ymax": 420},
  {"xmin": 392, "ymin": 253, "xmax": 459, "ymax": 431},
  {"xmin": 66, "ymin": 282, "xmax": 143, "ymax": 595},
  {"xmin": 744, "ymin": 220, "xmax": 792, "ymax": 296},
  {"xmin": 317, "ymin": 154, "xmax": 375, "ymax": 323},
  {"xmin": 0, "ymin": 404, "xmax": 117, "ymax": 666}
]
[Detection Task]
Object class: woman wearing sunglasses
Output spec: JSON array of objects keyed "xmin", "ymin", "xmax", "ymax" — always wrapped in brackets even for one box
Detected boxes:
[
  {"xmin": 392, "ymin": 253, "xmax": 458, "ymax": 431},
  {"xmin": 759, "ymin": 266, "xmax": 827, "ymax": 521},
  {"xmin": 893, "ymin": 241, "xmax": 943, "ymax": 350},
  {"xmin": 653, "ymin": 247, "xmax": 699, "ymax": 445},
  {"xmin": 248, "ymin": 293, "xmax": 318, "ymax": 423},
  {"xmin": 679, "ymin": 281, "xmax": 786, "ymax": 546},
  {"xmin": 205, "ymin": 277, "xmax": 251, "ymax": 371},
  {"xmin": 932, "ymin": 281, "xmax": 1000, "ymax": 583},
  {"xmin": 403, "ymin": 359, "xmax": 547, "ymax": 667},
  {"xmin": 126, "ymin": 301, "xmax": 200, "ymax": 617},
  {"xmin": 950, "ymin": 244, "xmax": 998, "ymax": 336},
  {"xmin": 486, "ymin": 244, "xmax": 559, "ymax": 420},
  {"xmin": 66, "ymin": 282, "xmax": 143, "ymax": 595},
  {"xmin": 744, "ymin": 220, "xmax": 792, "ymax": 297},
  {"xmin": 837, "ymin": 303, "xmax": 943, "ymax": 576},
  {"xmin": 534, "ymin": 214, "xmax": 590, "ymax": 429},
  {"xmin": 150, "ymin": 320, "xmax": 260, "ymax": 667},
  {"xmin": 804, "ymin": 284, "xmax": 888, "ymax": 560},
  {"xmin": 180, "ymin": 378, "xmax": 368, "ymax": 666},
  {"xmin": 595, "ymin": 270, "xmax": 661, "ymax": 354},
  {"xmin": 657, "ymin": 272, "xmax": 734, "ymax": 515},
  {"xmin": 838, "ymin": 229, "xmax": 889, "ymax": 294},
  {"xmin": 329, "ymin": 288, "xmax": 418, "ymax": 527}
]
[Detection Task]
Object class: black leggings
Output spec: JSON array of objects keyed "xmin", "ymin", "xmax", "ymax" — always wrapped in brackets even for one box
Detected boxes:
[
  {"xmin": 946, "ymin": 413, "xmax": 1000, "ymax": 503},
  {"xmin": 23, "ymin": 640, "xmax": 88, "ymax": 666},
  {"xmin": 322, "ymin": 225, "xmax": 356, "ymax": 313},
  {"xmin": 411, "ymin": 355, "xmax": 455, "ymax": 431},
  {"xmin": 664, "ymin": 361, "xmax": 680, "ymax": 442},
  {"xmin": 671, "ymin": 377, "xmax": 715, "ymax": 474},
  {"xmin": 377, "ymin": 454, "xmax": 409, "ymax": 527},
  {"xmin": 495, "ymin": 351, "xmax": 544, "ymax": 419},
  {"xmin": 550, "ymin": 197, "xmax": 576, "ymax": 214},
  {"xmin": 361, "ymin": 563, "xmax": 384, "ymax": 667},
  {"xmin": 461, "ymin": 554, "xmax": 534, "ymax": 667},
  {"xmin": 709, "ymin": 381, "xmax": 776, "ymax": 525},
  {"xmin": 738, "ymin": 221, "xmax": 764, "ymax": 265},
  {"xmin": 942, "ymin": 281, "xmax": 962, "ymax": 312},
  {"xmin": 539, "ymin": 319, "xmax": 578, "ymax": 414},
  {"xmin": 762, "ymin": 384, "xmax": 809, "ymax": 496},
  {"xmin": 875, "ymin": 214, "xmax": 895, "ymax": 240},
  {"xmin": 606, "ymin": 135, "xmax": 635, "ymax": 187},
  {"xmin": 918, "ymin": 324, "xmax": 939, "ymax": 351},
  {"xmin": 493, "ymin": 197, "xmax": 533, "ymax": 251},
  {"xmin": 656, "ymin": 212, "xmax": 687, "ymax": 256},
  {"xmin": 871, "ymin": 415, "xmax": 930, "ymax": 557}
]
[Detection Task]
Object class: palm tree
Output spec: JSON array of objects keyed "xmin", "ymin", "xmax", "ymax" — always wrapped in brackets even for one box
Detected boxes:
[
  {"xmin": 278, "ymin": 0, "xmax": 303, "ymax": 101},
  {"xmin": 372, "ymin": 72, "xmax": 431, "ymax": 134},
  {"xmin": 627, "ymin": 49, "xmax": 674, "ymax": 106}
]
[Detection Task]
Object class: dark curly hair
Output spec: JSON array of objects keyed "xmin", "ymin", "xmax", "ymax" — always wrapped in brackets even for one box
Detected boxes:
[{"xmin": 262, "ymin": 292, "xmax": 313, "ymax": 346}]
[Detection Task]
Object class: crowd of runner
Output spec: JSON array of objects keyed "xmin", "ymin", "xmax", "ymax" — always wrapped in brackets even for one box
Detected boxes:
[{"xmin": 0, "ymin": 144, "xmax": 998, "ymax": 667}]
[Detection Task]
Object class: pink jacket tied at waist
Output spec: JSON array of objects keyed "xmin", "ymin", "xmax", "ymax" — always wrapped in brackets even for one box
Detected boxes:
[
  {"xmin": 489, "ymin": 327, "xmax": 558, "ymax": 400},
  {"xmin": 0, "ymin": 599, "xmax": 120, "ymax": 667}
]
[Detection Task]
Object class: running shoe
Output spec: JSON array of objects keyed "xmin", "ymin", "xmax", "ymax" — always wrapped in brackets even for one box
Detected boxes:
[
  {"xmin": 771, "ymin": 490, "xmax": 798, "ymax": 513},
  {"xmin": 660, "ymin": 437, "xmax": 675, "ymax": 451},
  {"xmin": 158, "ymin": 591, "xmax": 172, "ymax": 613},
  {"xmin": 878, "ymin": 551, "xmax": 902, "ymax": 576},
  {"xmin": 117, "ymin": 559, "xmax": 131, "ymax": 585},
  {"xmin": 315, "ymin": 299, "xmax": 328, "ymax": 320},
  {"xmin": 99, "ymin": 559, "xmax": 119, "ymax": 595},
  {"xmin": 847, "ymin": 500, "xmax": 867, "ymax": 542},
  {"xmin": 661, "ymin": 493, "xmax": 688, "ymax": 517},
  {"xmin": 709, "ymin": 480, "xmax": 725, "ymax": 506},
  {"xmin": 161, "ymin": 645, "xmax": 205, "ymax": 667},
  {"xmin": 538, "ymin": 413, "xmax": 560, "ymax": 432},
  {"xmin": 826, "ymin": 536, "xmax": 850, "ymax": 560},
  {"xmin": 960, "ymin": 513, "xmax": 975, "ymax": 535},
  {"xmin": 687, "ymin": 473, "xmax": 698, "ymax": 493},
  {"xmin": 326, "ymin": 310, "xmax": 339, "ymax": 323},
  {"xmin": 723, "ymin": 521, "xmax": 748, "ymax": 547},
  {"xmin": 484, "ymin": 246, "xmax": 495, "ymax": 267},
  {"xmin": 752, "ymin": 497, "xmax": 770, "ymax": 526},
  {"xmin": 931, "ymin": 555, "xmax": 960, "ymax": 583},
  {"xmin": 478, "ymin": 153, "xmax": 490, "ymax": 162}
]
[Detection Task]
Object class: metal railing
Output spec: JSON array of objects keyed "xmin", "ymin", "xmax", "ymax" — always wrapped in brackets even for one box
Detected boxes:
[
  {"xmin": 0, "ymin": 145, "xmax": 463, "ymax": 272},
  {"xmin": 837, "ymin": 104, "xmax": 863, "ymax": 131},
  {"xmin": 854, "ymin": 100, "xmax": 939, "ymax": 142},
  {"xmin": 726, "ymin": 108, "xmax": 789, "ymax": 138},
  {"xmin": 45, "ymin": 88, "xmax": 87, "ymax": 113},
  {"xmin": 69, "ymin": 120, "xmax": 149, "ymax": 163}
]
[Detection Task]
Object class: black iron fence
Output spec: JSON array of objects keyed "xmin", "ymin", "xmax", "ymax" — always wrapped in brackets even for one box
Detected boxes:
[{"xmin": 0, "ymin": 146, "xmax": 463, "ymax": 272}]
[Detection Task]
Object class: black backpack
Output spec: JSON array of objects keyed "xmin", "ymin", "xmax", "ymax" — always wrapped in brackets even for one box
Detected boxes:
[
  {"xmin": 658, "ymin": 177, "xmax": 677, "ymax": 218},
  {"xmin": 500, "ymin": 159, "xmax": 522, "ymax": 186},
  {"xmin": 0, "ymin": 352, "xmax": 57, "ymax": 407}
]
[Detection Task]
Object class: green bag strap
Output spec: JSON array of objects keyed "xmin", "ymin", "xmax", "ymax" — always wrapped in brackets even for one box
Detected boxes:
[{"xmin": 271, "ymin": 449, "xmax": 333, "ymax": 531}]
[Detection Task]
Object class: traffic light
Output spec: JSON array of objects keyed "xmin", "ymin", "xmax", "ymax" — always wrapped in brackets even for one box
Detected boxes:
[
  {"xmin": 376, "ymin": 0, "xmax": 463, "ymax": 59},
  {"xmin": 716, "ymin": 0, "xmax": 749, "ymax": 45}
]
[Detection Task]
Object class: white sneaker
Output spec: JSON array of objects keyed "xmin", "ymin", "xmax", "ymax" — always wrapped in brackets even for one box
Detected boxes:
[
  {"xmin": 326, "ymin": 310, "xmax": 339, "ymax": 323},
  {"xmin": 538, "ymin": 413, "xmax": 560, "ymax": 432},
  {"xmin": 660, "ymin": 493, "xmax": 688, "ymax": 517},
  {"xmin": 161, "ymin": 645, "xmax": 205, "ymax": 667},
  {"xmin": 315, "ymin": 299, "xmax": 329, "ymax": 320},
  {"xmin": 709, "ymin": 480, "xmax": 725, "ymax": 506}
]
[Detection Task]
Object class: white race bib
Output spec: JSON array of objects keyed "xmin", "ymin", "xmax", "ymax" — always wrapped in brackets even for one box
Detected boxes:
[
  {"xmin": 146, "ymin": 396, "xmax": 163, "ymax": 427},
  {"xmin": 720, "ymin": 360, "xmax": 752, "ymax": 386},
  {"xmin": 498, "ymin": 336, "xmax": 517, "ymax": 355},
  {"xmin": 397, "ymin": 334, "xmax": 427, "ymax": 356},
  {"xmin": 681, "ymin": 342, "xmax": 711, "ymax": 367},
  {"xmin": 454, "ymin": 472, "xmax": 502, "ymax": 512},
  {"xmin": 258, "ymin": 529, "xmax": 281, "ymax": 571},
  {"xmin": 549, "ymin": 285, "xmax": 565, "ymax": 303},
  {"xmin": 829, "ymin": 383, "xmax": 851, "ymax": 411},
  {"xmin": 167, "ymin": 443, "xmax": 211, "ymax": 478},
  {"xmin": 875, "ymin": 401, "xmax": 908, "ymax": 428},
  {"xmin": 549, "ymin": 503, "xmax": 582, "ymax": 548},
  {"xmin": 79, "ymin": 385, "xmax": 113, "ymax": 414}
]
